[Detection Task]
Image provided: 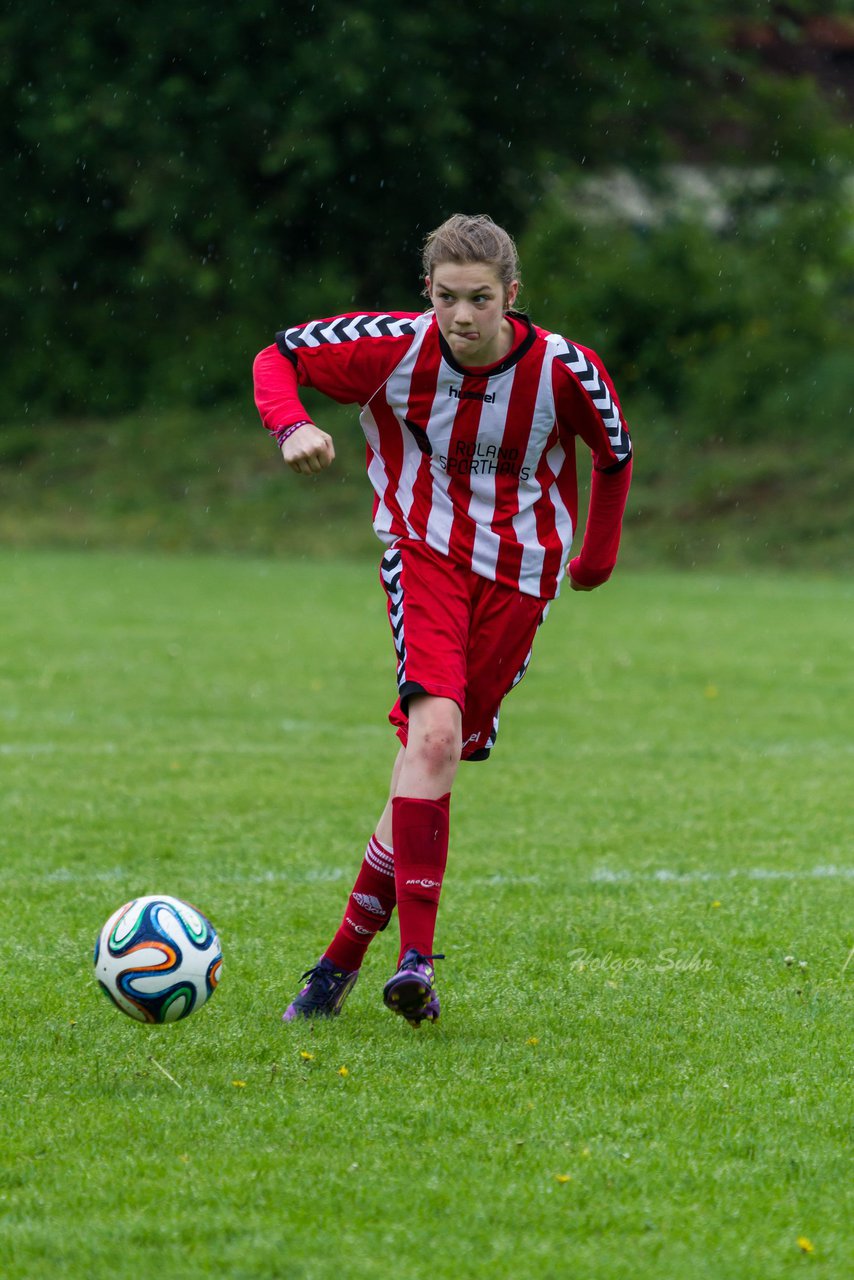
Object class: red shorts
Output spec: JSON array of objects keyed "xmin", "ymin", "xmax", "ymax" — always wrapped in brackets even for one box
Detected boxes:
[{"xmin": 379, "ymin": 539, "xmax": 549, "ymax": 761}]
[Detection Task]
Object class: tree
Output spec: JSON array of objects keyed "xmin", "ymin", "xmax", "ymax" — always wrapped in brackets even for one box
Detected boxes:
[{"xmin": 1, "ymin": 0, "xmax": 848, "ymax": 415}]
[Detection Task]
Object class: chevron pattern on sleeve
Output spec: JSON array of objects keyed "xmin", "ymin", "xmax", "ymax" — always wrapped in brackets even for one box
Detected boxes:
[
  {"xmin": 557, "ymin": 344, "xmax": 632, "ymax": 464},
  {"xmin": 282, "ymin": 314, "xmax": 418, "ymax": 350}
]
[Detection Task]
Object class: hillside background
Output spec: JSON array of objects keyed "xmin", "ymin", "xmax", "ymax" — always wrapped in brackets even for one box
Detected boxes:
[{"xmin": 2, "ymin": 1, "xmax": 852, "ymax": 569}]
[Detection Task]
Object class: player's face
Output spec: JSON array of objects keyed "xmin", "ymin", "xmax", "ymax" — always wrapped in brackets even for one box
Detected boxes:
[{"xmin": 427, "ymin": 262, "xmax": 519, "ymax": 368}]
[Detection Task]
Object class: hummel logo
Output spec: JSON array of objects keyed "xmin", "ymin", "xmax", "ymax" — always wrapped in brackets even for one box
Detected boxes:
[
  {"xmin": 448, "ymin": 385, "xmax": 495, "ymax": 403},
  {"xmin": 405, "ymin": 878, "xmax": 441, "ymax": 889},
  {"xmin": 354, "ymin": 893, "xmax": 386, "ymax": 916}
]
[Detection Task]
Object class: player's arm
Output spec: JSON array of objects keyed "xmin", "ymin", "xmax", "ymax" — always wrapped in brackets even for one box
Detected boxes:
[
  {"xmin": 568, "ymin": 458, "xmax": 632, "ymax": 591},
  {"xmin": 554, "ymin": 349, "xmax": 633, "ymax": 590},
  {"xmin": 253, "ymin": 313, "xmax": 418, "ymax": 476},
  {"xmin": 252, "ymin": 344, "xmax": 335, "ymax": 474}
]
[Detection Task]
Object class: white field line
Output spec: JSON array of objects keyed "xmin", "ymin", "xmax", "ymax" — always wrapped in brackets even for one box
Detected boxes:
[
  {"xmin": 3, "ymin": 731, "xmax": 853, "ymax": 759},
  {"xmin": 480, "ymin": 866, "xmax": 854, "ymax": 886},
  {"xmin": 0, "ymin": 864, "xmax": 851, "ymax": 888},
  {"xmin": 589, "ymin": 865, "xmax": 854, "ymax": 884},
  {"xmin": 0, "ymin": 725, "xmax": 386, "ymax": 757}
]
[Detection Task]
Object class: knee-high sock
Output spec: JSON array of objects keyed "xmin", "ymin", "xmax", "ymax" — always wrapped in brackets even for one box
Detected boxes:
[
  {"xmin": 324, "ymin": 834, "xmax": 396, "ymax": 972},
  {"xmin": 392, "ymin": 793, "xmax": 450, "ymax": 962}
]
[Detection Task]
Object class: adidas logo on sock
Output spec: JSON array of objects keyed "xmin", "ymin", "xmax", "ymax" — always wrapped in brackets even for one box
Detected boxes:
[{"xmin": 354, "ymin": 893, "xmax": 386, "ymax": 916}]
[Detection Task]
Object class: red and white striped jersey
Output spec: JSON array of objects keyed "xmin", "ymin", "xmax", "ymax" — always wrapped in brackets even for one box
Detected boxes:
[{"xmin": 253, "ymin": 310, "xmax": 632, "ymax": 599}]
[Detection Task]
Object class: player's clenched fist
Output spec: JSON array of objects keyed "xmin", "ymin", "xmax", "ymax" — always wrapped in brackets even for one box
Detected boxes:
[{"xmin": 281, "ymin": 423, "xmax": 336, "ymax": 474}]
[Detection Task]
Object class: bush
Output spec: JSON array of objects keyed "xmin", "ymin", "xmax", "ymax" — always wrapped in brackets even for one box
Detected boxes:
[{"xmin": 520, "ymin": 169, "xmax": 853, "ymax": 443}]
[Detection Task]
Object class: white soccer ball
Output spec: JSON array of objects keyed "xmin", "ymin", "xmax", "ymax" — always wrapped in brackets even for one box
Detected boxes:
[{"xmin": 94, "ymin": 895, "xmax": 222, "ymax": 1023}]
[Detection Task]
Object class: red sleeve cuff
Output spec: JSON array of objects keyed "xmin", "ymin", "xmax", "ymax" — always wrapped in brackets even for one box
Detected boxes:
[{"xmin": 568, "ymin": 556, "xmax": 613, "ymax": 588}]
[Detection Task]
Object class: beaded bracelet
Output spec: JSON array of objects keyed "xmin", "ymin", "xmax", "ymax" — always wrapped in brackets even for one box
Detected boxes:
[{"xmin": 274, "ymin": 420, "xmax": 312, "ymax": 447}]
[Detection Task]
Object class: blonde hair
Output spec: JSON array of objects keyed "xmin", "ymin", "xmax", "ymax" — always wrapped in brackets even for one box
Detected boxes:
[{"xmin": 422, "ymin": 213, "xmax": 521, "ymax": 300}]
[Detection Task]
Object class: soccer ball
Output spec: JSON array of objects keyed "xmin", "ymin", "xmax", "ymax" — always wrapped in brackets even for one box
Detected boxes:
[{"xmin": 94, "ymin": 895, "xmax": 222, "ymax": 1024}]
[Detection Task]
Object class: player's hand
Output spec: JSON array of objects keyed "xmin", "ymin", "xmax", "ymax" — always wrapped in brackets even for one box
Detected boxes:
[
  {"xmin": 569, "ymin": 575, "xmax": 596, "ymax": 592},
  {"xmin": 281, "ymin": 423, "xmax": 335, "ymax": 475}
]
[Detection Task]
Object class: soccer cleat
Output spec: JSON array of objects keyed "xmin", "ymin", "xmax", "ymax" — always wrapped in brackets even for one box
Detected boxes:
[
  {"xmin": 382, "ymin": 949, "xmax": 444, "ymax": 1026},
  {"xmin": 282, "ymin": 957, "xmax": 359, "ymax": 1022}
]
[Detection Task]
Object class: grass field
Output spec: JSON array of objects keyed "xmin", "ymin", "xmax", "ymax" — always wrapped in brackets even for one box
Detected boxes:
[{"xmin": 0, "ymin": 549, "xmax": 851, "ymax": 1279}]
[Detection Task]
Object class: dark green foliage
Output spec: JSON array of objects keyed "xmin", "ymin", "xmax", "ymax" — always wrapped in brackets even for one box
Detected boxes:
[
  {"xmin": 1, "ymin": 1, "xmax": 849, "ymax": 420},
  {"xmin": 522, "ymin": 171, "xmax": 853, "ymax": 442}
]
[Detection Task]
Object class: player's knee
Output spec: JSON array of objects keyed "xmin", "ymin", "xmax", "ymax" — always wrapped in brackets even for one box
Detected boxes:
[
  {"xmin": 412, "ymin": 728, "xmax": 461, "ymax": 776},
  {"xmin": 407, "ymin": 700, "xmax": 462, "ymax": 776}
]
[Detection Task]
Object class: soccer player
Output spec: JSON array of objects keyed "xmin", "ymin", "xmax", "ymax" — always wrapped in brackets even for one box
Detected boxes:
[{"xmin": 253, "ymin": 213, "xmax": 632, "ymax": 1026}]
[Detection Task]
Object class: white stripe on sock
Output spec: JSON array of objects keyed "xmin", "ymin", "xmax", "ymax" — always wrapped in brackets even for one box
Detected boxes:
[{"xmin": 366, "ymin": 835, "xmax": 394, "ymax": 878}]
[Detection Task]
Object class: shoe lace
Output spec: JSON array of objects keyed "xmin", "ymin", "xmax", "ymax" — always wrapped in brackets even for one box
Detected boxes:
[{"xmin": 299, "ymin": 963, "xmax": 343, "ymax": 992}]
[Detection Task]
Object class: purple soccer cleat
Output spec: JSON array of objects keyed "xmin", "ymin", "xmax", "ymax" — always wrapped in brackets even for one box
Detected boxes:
[
  {"xmin": 382, "ymin": 949, "xmax": 444, "ymax": 1026},
  {"xmin": 282, "ymin": 957, "xmax": 359, "ymax": 1021}
]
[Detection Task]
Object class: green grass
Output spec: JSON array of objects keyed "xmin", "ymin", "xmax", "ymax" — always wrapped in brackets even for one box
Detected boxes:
[{"xmin": 0, "ymin": 549, "xmax": 852, "ymax": 1279}]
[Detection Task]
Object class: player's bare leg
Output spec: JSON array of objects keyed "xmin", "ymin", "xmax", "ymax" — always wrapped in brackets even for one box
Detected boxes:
[{"xmin": 376, "ymin": 696, "xmax": 461, "ymax": 830}]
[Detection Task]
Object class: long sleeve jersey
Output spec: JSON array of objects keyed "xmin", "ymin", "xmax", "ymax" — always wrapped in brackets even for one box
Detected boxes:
[{"xmin": 253, "ymin": 309, "xmax": 632, "ymax": 600}]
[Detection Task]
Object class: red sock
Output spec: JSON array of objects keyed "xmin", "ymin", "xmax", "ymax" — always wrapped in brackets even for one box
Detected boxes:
[
  {"xmin": 324, "ymin": 834, "xmax": 396, "ymax": 972},
  {"xmin": 393, "ymin": 793, "xmax": 450, "ymax": 962}
]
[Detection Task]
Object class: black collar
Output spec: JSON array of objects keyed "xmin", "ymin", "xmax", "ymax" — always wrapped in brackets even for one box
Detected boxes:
[{"xmin": 436, "ymin": 310, "xmax": 537, "ymax": 378}]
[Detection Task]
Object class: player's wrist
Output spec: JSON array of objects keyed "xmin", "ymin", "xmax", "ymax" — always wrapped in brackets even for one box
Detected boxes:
[
  {"xmin": 274, "ymin": 420, "xmax": 313, "ymax": 447},
  {"xmin": 568, "ymin": 556, "xmax": 612, "ymax": 588}
]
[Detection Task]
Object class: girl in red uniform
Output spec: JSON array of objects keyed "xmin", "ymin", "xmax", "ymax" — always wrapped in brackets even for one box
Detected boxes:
[{"xmin": 253, "ymin": 213, "xmax": 632, "ymax": 1026}]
